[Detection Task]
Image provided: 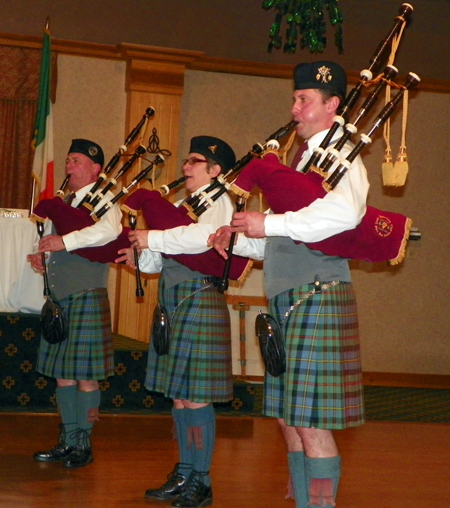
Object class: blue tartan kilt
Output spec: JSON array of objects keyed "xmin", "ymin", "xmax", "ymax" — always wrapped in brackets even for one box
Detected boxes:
[
  {"xmin": 36, "ymin": 288, "xmax": 114, "ymax": 381},
  {"xmin": 264, "ymin": 282, "xmax": 365, "ymax": 430},
  {"xmin": 145, "ymin": 277, "xmax": 233, "ymax": 403}
]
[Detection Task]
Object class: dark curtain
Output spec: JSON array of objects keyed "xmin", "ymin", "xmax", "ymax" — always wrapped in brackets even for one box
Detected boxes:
[{"xmin": 0, "ymin": 45, "xmax": 57, "ymax": 210}]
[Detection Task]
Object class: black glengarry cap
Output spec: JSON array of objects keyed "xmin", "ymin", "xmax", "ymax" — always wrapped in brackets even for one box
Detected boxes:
[
  {"xmin": 189, "ymin": 136, "xmax": 236, "ymax": 172},
  {"xmin": 68, "ymin": 138, "xmax": 104, "ymax": 167},
  {"xmin": 294, "ymin": 61, "xmax": 347, "ymax": 100}
]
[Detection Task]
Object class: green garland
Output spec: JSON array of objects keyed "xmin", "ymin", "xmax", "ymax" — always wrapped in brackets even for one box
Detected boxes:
[{"xmin": 262, "ymin": 0, "xmax": 344, "ymax": 54}]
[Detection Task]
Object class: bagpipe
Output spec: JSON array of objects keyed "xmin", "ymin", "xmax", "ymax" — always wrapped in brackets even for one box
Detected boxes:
[
  {"xmin": 230, "ymin": 71, "xmax": 420, "ymax": 267},
  {"xmin": 30, "ymin": 151, "xmax": 167, "ymax": 262},
  {"xmin": 30, "ymin": 107, "xmax": 163, "ymax": 265},
  {"xmin": 217, "ymin": 3, "xmax": 417, "ymax": 288},
  {"xmin": 120, "ymin": 121, "xmax": 298, "ymax": 283}
]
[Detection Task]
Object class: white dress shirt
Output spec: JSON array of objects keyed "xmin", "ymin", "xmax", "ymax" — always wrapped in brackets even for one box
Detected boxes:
[
  {"xmin": 60, "ymin": 183, "xmax": 123, "ymax": 252},
  {"xmin": 139, "ymin": 183, "xmax": 235, "ymax": 275}
]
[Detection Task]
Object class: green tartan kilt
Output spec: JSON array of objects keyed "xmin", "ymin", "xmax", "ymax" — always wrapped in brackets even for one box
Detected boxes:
[
  {"xmin": 264, "ymin": 282, "xmax": 365, "ymax": 430},
  {"xmin": 36, "ymin": 288, "xmax": 114, "ymax": 381},
  {"xmin": 145, "ymin": 277, "xmax": 233, "ymax": 403}
]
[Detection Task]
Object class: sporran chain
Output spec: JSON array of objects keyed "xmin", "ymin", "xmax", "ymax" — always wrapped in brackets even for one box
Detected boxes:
[{"xmin": 280, "ymin": 281, "xmax": 340, "ymax": 325}]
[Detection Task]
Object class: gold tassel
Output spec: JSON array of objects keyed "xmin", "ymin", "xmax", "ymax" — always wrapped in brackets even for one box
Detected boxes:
[
  {"xmin": 391, "ymin": 90, "xmax": 409, "ymax": 186},
  {"xmin": 381, "ymin": 23, "xmax": 409, "ymax": 187},
  {"xmin": 381, "ymin": 82, "xmax": 396, "ymax": 186},
  {"xmin": 382, "ymin": 148, "xmax": 395, "ymax": 186}
]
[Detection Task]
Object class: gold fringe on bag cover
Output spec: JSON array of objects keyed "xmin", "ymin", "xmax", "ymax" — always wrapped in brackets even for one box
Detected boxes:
[
  {"xmin": 228, "ymin": 259, "xmax": 254, "ymax": 288},
  {"xmin": 389, "ymin": 217, "xmax": 413, "ymax": 265},
  {"xmin": 229, "ymin": 183, "xmax": 251, "ymax": 201}
]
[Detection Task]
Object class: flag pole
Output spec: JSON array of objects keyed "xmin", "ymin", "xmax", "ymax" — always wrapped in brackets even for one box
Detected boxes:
[{"xmin": 29, "ymin": 16, "xmax": 54, "ymax": 216}]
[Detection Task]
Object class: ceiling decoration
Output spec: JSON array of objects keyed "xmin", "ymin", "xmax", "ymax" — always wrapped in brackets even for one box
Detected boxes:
[{"xmin": 262, "ymin": 0, "xmax": 344, "ymax": 54}]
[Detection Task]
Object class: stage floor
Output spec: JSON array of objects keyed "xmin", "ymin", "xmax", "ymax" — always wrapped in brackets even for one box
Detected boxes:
[{"xmin": 0, "ymin": 413, "xmax": 449, "ymax": 508}]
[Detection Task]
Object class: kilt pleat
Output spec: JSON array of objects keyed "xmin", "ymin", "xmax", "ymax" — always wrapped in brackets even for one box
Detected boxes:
[
  {"xmin": 264, "ymin": 282, "xmax": 365, "ymax": 429},
  {"xmin": 36, "ymin": 288, "xmax": 114, "ymax": 380},
  {"xmin": 145, "ymin": 278, "xmax": 233, "ymax": 403}
]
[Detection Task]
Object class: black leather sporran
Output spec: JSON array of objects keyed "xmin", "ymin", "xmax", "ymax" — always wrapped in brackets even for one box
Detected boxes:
[
  {"xmin": 151, "ymin": 303, "xmax": 171, "ymax": 355},
  {"xmin": 40, "ymin": 297, "xmax": 68, "ymax": 345},
  {"xmin": 255, "ymin": 312, "xmax": 286, "ymax": 377}
]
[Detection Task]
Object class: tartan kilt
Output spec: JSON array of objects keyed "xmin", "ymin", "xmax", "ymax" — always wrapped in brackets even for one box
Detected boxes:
[
  {"xmin": 145, "ymin": 278, "xmax": 233, "ymax": 403},
  {"xmin": 264, "ymin": 282, "xmax": 365, "ymax": 430},
  {"xmin": 36, "ymin": 288, "xmax": 114, "ymax": 380}
]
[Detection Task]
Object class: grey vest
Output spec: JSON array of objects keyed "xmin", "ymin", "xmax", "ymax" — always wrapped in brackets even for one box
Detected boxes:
[
  {"xmin": 161, "ymin": 256, "xmax": 206, "ymax": 289},
  {"xmin": 47, "ymin": 249, "xmax": 109, "ymax": 300},
  {"xmin": 263, "ymin": 237, "xmax": 351, "ymax": 299}
]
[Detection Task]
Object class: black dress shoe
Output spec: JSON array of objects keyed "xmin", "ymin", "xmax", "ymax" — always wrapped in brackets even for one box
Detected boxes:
[
  {"xmin": 171, "ymin": 471, "xmax": 213, "ymax": 508},
  {"xmin": 145, "ymin": 463, "xmax": 188, "ymax": 501},
  {"xmin": 33, "ymin": 444, "xmax": 75, "ymax": 462},
  {"xmin": 62, "ymin": 446, "xmax": 93, "ymax": 469}
]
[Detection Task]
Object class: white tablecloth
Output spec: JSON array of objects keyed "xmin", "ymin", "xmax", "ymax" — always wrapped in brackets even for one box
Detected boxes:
[{"xmin": 0, "ymin": 209, "xmax": 46, "ymax": 313}]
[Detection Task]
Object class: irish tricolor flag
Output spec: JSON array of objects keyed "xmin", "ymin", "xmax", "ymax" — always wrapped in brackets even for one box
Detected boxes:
[{"xmin": 31, "ymin": 24, "xmax": 54, "ymax": 202}]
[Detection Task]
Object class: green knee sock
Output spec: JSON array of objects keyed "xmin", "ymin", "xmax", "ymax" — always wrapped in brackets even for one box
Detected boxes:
[
  {"xmin": 185, "ymin": 405, "xmax": 216, "ymax": 487},
  {"xmin": 55, "ymin": 385, "xmax": 78, "ymax": 445},
  {"xmin": 288, "ymin": 451, "xmax": 308, "ymax": 508},
  {"xmin": 76, "ymin": 389, "xmax": 101, "ymax": 446},
  {"xmin": 172, "ymin": 407, "xmax": 193, "ymax": 477},
  {"xmin": 305, "ymin": 455, "xmax": 341, "ymax": 508}
]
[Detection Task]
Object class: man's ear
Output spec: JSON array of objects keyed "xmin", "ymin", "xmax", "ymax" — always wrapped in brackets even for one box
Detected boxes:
[
  {"xmin": 208, "ymin": 163, "xmax": 222, "ymax": 178},
  {"xmin": 92, "ymin": 162, "xmax": 102, "ymax": 177},
  {"xmin": 326, "ymin": 95, "xmax": 341, "ymax": 113}
]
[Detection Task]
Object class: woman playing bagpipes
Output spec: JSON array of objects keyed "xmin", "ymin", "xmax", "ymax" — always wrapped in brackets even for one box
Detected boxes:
[{"xmin": 116, "ymin": 135, "xmax": 242, "ymax": 508}]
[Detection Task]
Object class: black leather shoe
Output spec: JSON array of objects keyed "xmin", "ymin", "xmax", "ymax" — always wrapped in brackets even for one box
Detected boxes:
[
  {"xmin": 62, "ymin": 446, "xmax": 93, "ymax": 469},
  {"xmin": 33, "ymin": 444, "xmax": 75, "ymax": 462},
  {"xmin": 171, "ymin": 471, "xmax": 213, "ymax": 508},
  {"xmin": 145, "ymin": 463, "xmax": 188, "ymax": 501}
]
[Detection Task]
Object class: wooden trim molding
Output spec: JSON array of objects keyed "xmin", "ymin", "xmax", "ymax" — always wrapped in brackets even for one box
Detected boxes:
[
  {"xmin": 226, "ymin": 294, "xmax": 268, "ymax": 308},
  {"xmin": 362, "ymin": 371, "xmax": 450, "ymax": 389},
  {"xmin": 1, "ymin": 32, "xmax": 449, "ymax": 94},
  {"xmin": 236, "ymin": 372, "xmax": 450, "ymax": 389},
  {"xmin": 118, "ymin": 44, "xmax": 204, "ymax": 95}
]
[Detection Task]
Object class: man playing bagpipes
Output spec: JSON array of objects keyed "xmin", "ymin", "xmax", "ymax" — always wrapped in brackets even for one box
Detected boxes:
[
  {"xmin": 27, "ymin": 139, "xmax": 122, "ymax": 469},
  {"xmin": 209, "ymin": 62, "xmax": 369, "ymax": 508},
  {"xmin": 116, "ymin": 136, "xmax": 238, "ymax": 508}
]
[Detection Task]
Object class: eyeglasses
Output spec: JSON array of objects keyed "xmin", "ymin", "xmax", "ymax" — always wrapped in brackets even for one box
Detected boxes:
[{"xmin": 182, "ymin": 157, "xmax": 208, "ymax": 166}]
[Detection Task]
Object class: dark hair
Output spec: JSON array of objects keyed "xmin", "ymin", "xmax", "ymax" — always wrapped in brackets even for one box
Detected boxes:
[
  {"xmin": 205, "ymin": 156, "xmax": 224, "ymax": 175},
  {"xmin": 316, "ymin": 88, "xmax": 344, "ymax": 105}
]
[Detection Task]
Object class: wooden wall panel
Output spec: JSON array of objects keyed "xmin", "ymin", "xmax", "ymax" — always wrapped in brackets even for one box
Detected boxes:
[{"xmin": 114, "ymin": 47, "xmax": 199, "ymax": 342}]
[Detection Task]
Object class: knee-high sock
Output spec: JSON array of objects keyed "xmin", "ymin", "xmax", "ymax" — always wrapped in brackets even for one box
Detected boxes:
[
  {"xmin": 55, "ymin": 385, "xmax": 78, "ymax": 446},
  {"xmin": 76, "ymin": 389, "xmax": 101, "ymax": 446},
  {"xmin": 172, "ymin": 407, "xmax": 193, "ymax": 477},
  {"xmin": 185, "ymin": 405, "xmax": 216, "ymax": 486},
  {"xmin": 288, "ymin": 451, "xmax": 309, "ymax": 508},
  {"xmin": 304, "ymin": 455, "xmax": 341, "ymax": 508}
]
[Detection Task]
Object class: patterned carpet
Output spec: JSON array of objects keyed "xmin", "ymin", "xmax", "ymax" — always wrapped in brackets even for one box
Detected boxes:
[
  {"xmin": 2, "ymin": 313, "xmax": 450, "ymax": 423},
  {"xmin": 363, "ymin": 386, "xmax": 450, "ymax": 424}
]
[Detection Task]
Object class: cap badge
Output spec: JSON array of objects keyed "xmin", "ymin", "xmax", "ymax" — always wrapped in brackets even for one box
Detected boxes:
[
  {"xmin": 88, "ymin": 146, "xmax": 99, "ymax": 157},
  {"xmin": 316, "ymin": 65, "xmax": 333, "ymax": 84},
  {"xmin": 208, "ymin": 145, "xmax": 218, "ymax": 154}
]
